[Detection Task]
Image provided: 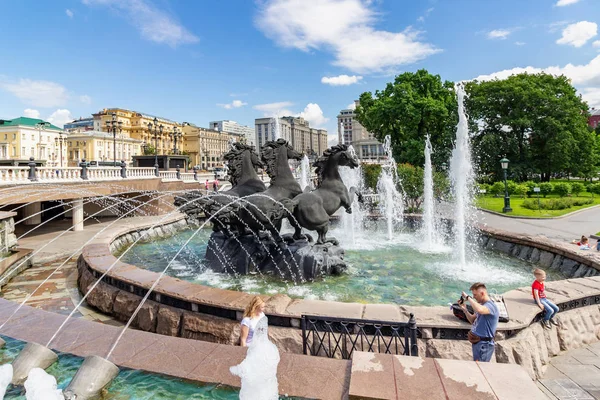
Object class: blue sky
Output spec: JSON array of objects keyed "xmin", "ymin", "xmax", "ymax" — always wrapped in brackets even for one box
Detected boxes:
[{"xmin": 1, "ymin": 0, "xmax": 599, "ymax": 142}]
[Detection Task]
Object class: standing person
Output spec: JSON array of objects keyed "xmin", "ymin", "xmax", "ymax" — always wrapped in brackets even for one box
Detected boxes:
[
  {"xmin": 205, "ymin": 179, "xmax": 209, "ymax": 191},
  {"xmin": 213, "ymin": 180, "xmax": 218, "ymax": 192},
  {"xmin": 459, "ymin": 282, "xmax": 499, "ymax": 362},
  {"xmin": 532, "ymin": 268, "xmax": 559, "ymax": 329},
  {"xmin": 238, "ymin": 296, "xmax": 266, "ymax": 347}
]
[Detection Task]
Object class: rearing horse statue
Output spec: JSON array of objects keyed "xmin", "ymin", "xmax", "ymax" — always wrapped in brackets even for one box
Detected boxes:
[
  {"xmin": 234, "ymin": 139, "xmax": 303, "ymax": 238},
  {"xmin": 285, "ymin": 144, "xmax": 360, "ymax": 244},
  {"xmin": 175, "ymin": 142, "xmax": 266, "ymax": 232}
]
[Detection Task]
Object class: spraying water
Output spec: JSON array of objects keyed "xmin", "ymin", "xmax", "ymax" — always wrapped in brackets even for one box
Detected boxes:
[
  {"xmin": 421, "ymin": 135, "xmax": 440, "ymax": 249},
  {"xmin": 271, "ymin": 117, "xmax": 281, "ymax": 140},
  {"xmin": 339, "ymin": 145, "xmax": 364, "ymax": 247},
  {"xmin": 298, "ymin": 155, "xmax": 310, "ymax": 191},
  {"xmin": 449, "ymin": 85, "xmax": 475, "ymax": 266},
  {"xmin": 377, "ymin": 135, "xmax": 404, "ymax": 241},
  {"xmin": 340, "ymin": 121, "xmax": 345, "ymax": 144}
]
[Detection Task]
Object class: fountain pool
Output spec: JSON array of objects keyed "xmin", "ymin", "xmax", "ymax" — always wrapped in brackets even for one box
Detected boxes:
[
  {"xmin": 0, "ymin": 336, "xmax": 239, "ymax": 399},
  {"xmin": 119, "ymin": 227, "xmax": 564, "ymax": 306}
]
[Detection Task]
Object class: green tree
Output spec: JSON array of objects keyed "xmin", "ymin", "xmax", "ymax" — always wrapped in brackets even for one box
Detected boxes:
[
  {"xmin": 589, "ymin": 183, "xmax": 600, "ymax": 197},
  {"xmin": 539, "ymin": 182, "xmax": 553, "ymax": 198},
  {"xmin": 571, "ymin": 182, "xmax": 585, "ymax": 196},
  {"xmin": 396, "ymin": 164, "xmax": 424, "ymax": 212},
  {"xmin": 554, "ymin": 182, "xmax": 571, "ymax": 197},
  {"xmin": 356, "ymin": 69, "xmax": 458, "ymax": 168},
  {"xmin": 143, "ymin": 145, "xmax": 156, "ymax": 155},
  {"xmin": 490, "ymin": 181, "xmax": 505, "ymax": 196},
  {"xmin": 362, "ymin": 164, "xmax": 382, "ymax": 191},
  {"xmin": 515, "ymin": 184, "xmax": 529, "ymax": 198},
  {"xmin": 465, "ymin": 73, "xmax": 593, "ymax": 182}
]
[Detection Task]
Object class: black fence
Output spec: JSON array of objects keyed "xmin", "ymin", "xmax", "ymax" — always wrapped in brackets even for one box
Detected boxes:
[{"xmin": 301, "ymin": 313, "xmax": 418, "ymax": 359}]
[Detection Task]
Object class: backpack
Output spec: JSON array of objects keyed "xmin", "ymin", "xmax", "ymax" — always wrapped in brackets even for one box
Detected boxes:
[
  {"xmin": 489, "ymin": 290, "xmax": 509, "ymax": 323},
  {"xmin": 451, "ymin": 302, "xmax": 474, "ymax": 322}
]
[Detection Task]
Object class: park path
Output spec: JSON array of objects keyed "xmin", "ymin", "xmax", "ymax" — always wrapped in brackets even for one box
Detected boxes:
[{"xmin": 476, "ymin": 206, "xmax": 600, "ymax": 243}]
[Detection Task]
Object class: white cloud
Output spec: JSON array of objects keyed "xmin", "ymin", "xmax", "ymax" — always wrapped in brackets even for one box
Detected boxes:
[
  {"xmin": 593, "ymin": 40, "xmax": 600, "ymax": 49},
  {"xmin": 217, "ymin": 99, "xmax": 248, "ymax": 109},
  {"xmin": 347, "ymin": 102, "xmax": 357, "ymax": 110},
  {"xmin": 299, "ymin": 103, "xmax": 329, "ymax": 128},
  {"xmin": 46, "ymin": 109, "xmax": 73, "ymax": 128},
  {"xmin": 417, "ymin": 7, "xmax": 434, "ymax": 23},
  {"xmin": 556, "ymin": 0, "xmax": 581, "ymax": 6},
  {"xmin": 83, "ymin": 0, "xmax": 198, "ymax": 47},
  {"xmin": 66, "ymin": 9, "xmax": 74, "ymax": 18},
  {"xmin": 0, "ymin": 78, "xmax": 68, "ymax": 108},
  {"xmin": 79, "ymin": 95, "xmax": 92, "ymax": 104},
  {"xmin": 580, "ymin": 87, "xmax": 600, "ymax": 108},
  {"xmin": 23, "ymin": 109, "xmax": 41, "ymax": 119},
  {"xmin": 255, "ymin": 0, "xmax": 439, "ymax": 74},
  {"xmin": 321, "ymin": 75, "xmax": 363, "ymax": 86},
  {"xmin": 253, "ymin": 101, "xmax": 295, "ymax": 117},
  {"xmin": 557, "ymin": 21, "xmax": 597, "ymax": 47},
  {"xmin": 487, "ymin": 29, "xmax": 512, "ymax": 40},
  {"xmin": 327, "ymin": 134, "xmax": 339, "ymax": 147},
  {"xmin": 515, "ymin": 41, "xmax": 526, "ymax": 46}
]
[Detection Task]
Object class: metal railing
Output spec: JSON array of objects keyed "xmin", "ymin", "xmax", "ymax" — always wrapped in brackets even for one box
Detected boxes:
[{"xmin": 301, "ymin": 314, "xmax": 418, "ymax": 359}]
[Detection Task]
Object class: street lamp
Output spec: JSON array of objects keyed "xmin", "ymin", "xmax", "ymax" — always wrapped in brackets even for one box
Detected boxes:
[
  {"xmin": 500, "ymin": 157, "xmax": 512, "ymax": 213},
  {"xmin": 55, "ymin": 131, "xmax": 65, "ymax": 167},
  {"xmin": 35, "ymin": 122, "xmax": 50, "ymax": 161},
  {"xmin": 170, "ymin": 126, "xmax": 182, "ymax": 154},
  {"xmin": 147, "ymin": 117, "xmax": 162, "ymax": 175},
  {"xmin": 105, "ymin": 112, "xmax": 123, "ymax": 166}
]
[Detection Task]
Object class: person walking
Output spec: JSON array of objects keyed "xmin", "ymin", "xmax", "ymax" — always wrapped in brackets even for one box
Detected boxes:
[
  {"xmin": 459, "ymin": 282, "xmax": 499, "ymax": 362},
  {"xmin": 532, "ymin": 268, "xmax": 559, "ymax": 329}
]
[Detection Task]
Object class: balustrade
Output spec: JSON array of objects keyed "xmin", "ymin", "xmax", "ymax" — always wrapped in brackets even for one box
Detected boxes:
[{"xmin": 0, "ymin": 167, "xmax": 30, "ymax": 184}]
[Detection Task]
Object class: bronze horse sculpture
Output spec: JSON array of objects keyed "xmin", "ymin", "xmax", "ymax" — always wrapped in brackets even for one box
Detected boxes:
[
  {"xmin": 174, "ymin": 142, "xmax": 266, "ymax": 232},
  {"xmin": 234, "ymin": 139, "xmax": 303, "ymax": 238},
  {"xmin": 285, "ymin": 144, "xmax": 361, "ymax": 245}
]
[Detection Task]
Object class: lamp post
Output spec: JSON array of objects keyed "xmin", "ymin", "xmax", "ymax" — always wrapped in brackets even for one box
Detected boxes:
[
  {"xmin": 35, "ymin": 122, "xmax": 50, "ymax": 161},
  {"xmin": 105, "ymin": 112, "xmax": 123, "ymax": 166},
  {"xmin": 170, "ymin": 126, "xmax": 182, "ymax": 154},
  {"xmin": 55, "ymin": 131, "xmax": 65, "ymax": 167},
  {"xmin": 500, "ymin": 157, "xmax": 512, "ymax": 213},
  {"xmin": 147, "ymin": 117, "xmax": 162, "ymax": 175}
]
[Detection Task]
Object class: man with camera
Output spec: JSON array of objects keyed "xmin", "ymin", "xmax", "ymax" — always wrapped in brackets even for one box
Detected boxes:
[{"xmin": 459, "ymin": 282, "xmax": 499, "ymax": 362}]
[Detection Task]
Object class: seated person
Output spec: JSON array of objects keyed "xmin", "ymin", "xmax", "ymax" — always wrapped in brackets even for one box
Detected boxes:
[{"xmin": 580, "ymin": 236, "xmax": 591, "ymax": 250}]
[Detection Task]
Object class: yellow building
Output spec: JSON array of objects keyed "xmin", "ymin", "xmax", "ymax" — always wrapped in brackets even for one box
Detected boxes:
[
  {"xmin": 92, "ymin": 108, "xmax": 183, "ymax": 155},
  {"xmin": 0, "ymin": 117, "xmax": 67, "ymax": 166},
  {"xmin": 181, "ymin": 123, "xmax": 242, "ymax": 170},
  {"xmin": 66, "ymin": 130, "xmax": 144, "ymax": 166}
]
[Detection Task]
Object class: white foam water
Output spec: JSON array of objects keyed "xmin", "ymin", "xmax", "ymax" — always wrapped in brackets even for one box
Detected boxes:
[
  {"xmin": 24, "ymin": 368, "xmax": 64, "ymax": 400},
  {"xmin": 421, "ymin": 134, "xmax": 443, "ymax": 250},
  {"xmin": 377, "ymin": 135, "xmax": 404, "ymax": 240},
  {"xmin": 0, "ymin": 364, "xmax": 13, "ymax": 399},
  {"xmin": 298, "ymin": 155, "xmax": 311, "ymax": 191}
]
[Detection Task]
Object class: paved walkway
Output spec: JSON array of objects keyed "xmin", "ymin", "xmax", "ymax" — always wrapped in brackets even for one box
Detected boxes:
[
  {"xmin": 476, "ymin": 206, "xmax": 600, "ymax": 243},
  {"xmin": 537, "ymin": 342, "xmax": 600, "ymax": 399}
]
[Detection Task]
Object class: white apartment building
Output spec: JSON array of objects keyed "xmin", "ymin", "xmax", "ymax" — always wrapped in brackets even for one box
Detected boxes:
[
  {"xmin": 254, "ymin": 117, "xmax": 293, "ymax": 150},
  {"xmin": 209, "ymin": 120, "xmax": 255, "ymax": 146},
  {"xmin": 337, "ymin": 101, "xmax": 384, "ymax": 162},
  {"xmin": 0, "ymin": 117, "xmax": 67, "ymax": 166}
]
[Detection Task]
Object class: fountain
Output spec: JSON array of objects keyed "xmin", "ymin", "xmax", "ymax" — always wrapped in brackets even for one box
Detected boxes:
[
  {"xmin": 298, "ymin": 154, "xmax": 311, "ymax": 191},
  {"xmin": 421, "ymin": 134, "xmax": 441, "ymax": 249},
  {"xmin": 377, "ymin": 135, "xmax": 404, "ymax": 241},
  {"xmin": 449, "ymin": 84, "xmax": 475, "ymax": 266},
  {"xmin": 339, "ymin": 145, "xmax": 365, "ymax": 246}
]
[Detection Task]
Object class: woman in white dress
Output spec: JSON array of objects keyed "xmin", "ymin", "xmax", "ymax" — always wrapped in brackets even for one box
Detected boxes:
[
  {"xmin": 239, "ymin": 296, "xmax": 266, "ymax": 347},
  {"xmin": 230, "ymin": 315, "xmax": 280, "ymax": 399}
]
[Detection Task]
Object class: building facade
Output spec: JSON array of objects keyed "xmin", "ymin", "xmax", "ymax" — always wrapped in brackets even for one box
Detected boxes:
[
  {"xmin": 590, "ymin": 108, "xmax": 600, "ymax": 129},
  {"xmin": 66, "ymin": 130, "xmax": 144, "ymax": 166},
  {"xmin": 92, "ymin": 108, "xmax": 183, "ymax": 155},
  {"xmin": 209, "ymin": 120, "xmax": 255, "ymax": 146},
  {"xmin": 254, "ymin": 117, "xmax": 328, "ymax": 156},
  {"xmin": 337, "ymin": 101, "xmax": 384, "ymax": 162},
  {"xmin": 64, "ymin": 117, "xmax": 94, "ymax": 133},
  {"xmin": 181, "ymin": 123, "xmax": 242, "ymax": 170},
  {"xmin": 0, "ymin": 117, "xmax": 66, "ymax": 166}
]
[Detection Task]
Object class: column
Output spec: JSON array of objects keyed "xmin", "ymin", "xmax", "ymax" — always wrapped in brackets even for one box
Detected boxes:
[
  {"xmin": 72, "ymin": 198, "xmax": 84, "ymax": 232},
  {"xmin": 23, "ymin": 202, "xmax": 42, "ymax": 225}
]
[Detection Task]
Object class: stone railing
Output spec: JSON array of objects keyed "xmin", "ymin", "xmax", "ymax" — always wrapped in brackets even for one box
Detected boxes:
[
  {"xmin": 87, "ymin": 167, "xmax": 122, "ymax": 180},
  {"xmin": 35, "ymin": 167, "xmax": 82, "ymax": 181},
  {"xmin": 180, "ymin": 172, "xmax": 195, "ymax": 182},
  {"xmin": 0, "ymin": 167, "xmax": 30, "ymax": 184},
  {"xmin": 159, "ymin": 171, "xmax": 178, "ymax": 181},
  {"xmin": 127, "ymin": 167, "xmax": 156, "ymax": 178}
]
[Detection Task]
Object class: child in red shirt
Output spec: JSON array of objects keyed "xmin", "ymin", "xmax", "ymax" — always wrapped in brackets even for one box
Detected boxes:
[{"xmin": 532, "ymin": 268, "xmax": 559, "ymax": 329}]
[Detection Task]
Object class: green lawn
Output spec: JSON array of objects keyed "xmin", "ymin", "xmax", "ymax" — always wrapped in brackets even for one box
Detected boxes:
[{"xmin": 475, "ymin": 194, "xmax": 600, "ymax": 217}]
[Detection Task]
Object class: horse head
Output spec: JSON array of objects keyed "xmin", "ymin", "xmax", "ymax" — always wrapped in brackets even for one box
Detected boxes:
[
  {"xmin": 261, "ymin": 139, "xmax": 301, "ymax": 179},
  {"xmin": 336, "ymin": 146, "xmax": 360, "ymax": 169},
  {"xmin": 224, "ymin": 142, "xmax": 262, "ymax": 186}
]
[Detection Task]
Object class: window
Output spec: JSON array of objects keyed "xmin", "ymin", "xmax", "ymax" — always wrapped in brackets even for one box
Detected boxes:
[
  {"xmin": 3, "ymin": 134, "xmax": 6, "ymax": 140},
  {"xmin": 70, "ymin": 151, "xmax": 73, "ymax": 159},
  {"xmin": 22, "ymin": 147, "xmax": 25, "ymax": 155},
  {"xmin": 13, "ymin": 147, "xmax": 16, "ymax": 156},
  {"xmin": 12, "ymin": 134, "xmax": 15, "ymax": 140},
  {"xmin": 30, "ymin": 147, "xmax": 34, "ymax": 156}
]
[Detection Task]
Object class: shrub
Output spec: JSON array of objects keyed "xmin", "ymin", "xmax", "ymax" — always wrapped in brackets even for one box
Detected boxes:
[
  {"xmin": 521, "ymin": 197, "xmax": 593, "ymax": 210},
  {"xmin": 362, "ymin": 164, "xmax": 382, "ymax": 191},
  {"xmin": 571, "ymin": 182, "xmax": 585, "ymax": 197},
  {"xmin": 523, "ymin": 181, "xmax": 536, "ymax": 197},
  {"xmin": 515, "ymin": 184, "xmax": 529, "ymax": 198},
  {"xmin": 589, "ymin": 183, "xmax": 600, "ymax": 197},
  {"xmin": 490, "ymin": 181, "xmax": 505, "ymax": 196},
  {"xmin": 477, "ymin": 183, "xmax": 491, "ymax": 195},
  {"xmin": 506, "ymin": 180, "xmax": 517, "ymax": 195},
  {"xmin": 554, "ymin": 182, "xmax": 571, "ymax": 197},
  {"xmin": 539, "ymin": 182, "xmax": 553, "ymax": 198}
]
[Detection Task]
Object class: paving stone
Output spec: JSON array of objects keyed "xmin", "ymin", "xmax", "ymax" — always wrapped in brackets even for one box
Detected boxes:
[
  {"xmin": 349, "ymin": 352, "xmax": 396, "ymax": 400},
  {"xmin": 478, "ymin": 361, "xmax": 547, "ymax": 400},
  {"xmin": 393, "ymin": 355, "xmax": 446, "ymax": 400},
  {"xmin": 553, "ymin": 364, "xmax": 600, "ymax": 393},
  {"xmin": 539, "ymin": 378, "xmax": 594, "ymax": 400},
  {"xmin": 434, "ymin": 358, "xmax": 496, "ymax": 399}
]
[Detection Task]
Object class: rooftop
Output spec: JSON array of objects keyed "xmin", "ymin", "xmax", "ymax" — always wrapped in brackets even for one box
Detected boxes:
[{"xmin": 0, "ymin": 117, "xmax": 63, "ymax": 131}]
